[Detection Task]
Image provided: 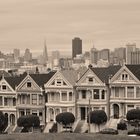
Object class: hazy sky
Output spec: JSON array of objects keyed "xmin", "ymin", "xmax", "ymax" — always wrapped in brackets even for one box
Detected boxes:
[{"xmin": 0, "ymin": 0, "xmax": 140, "ymax": 55}]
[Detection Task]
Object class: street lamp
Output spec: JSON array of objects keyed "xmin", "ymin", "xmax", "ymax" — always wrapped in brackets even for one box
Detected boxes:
[{"xmin": 88, "ymin": 89, "xmax": 91, "ymax": 133}]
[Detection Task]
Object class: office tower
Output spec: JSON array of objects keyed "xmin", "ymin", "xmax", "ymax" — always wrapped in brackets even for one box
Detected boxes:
[
  {"xmin": 72, "ymin": 37, "xmax": 82, "ymax": 59},
  {"xmin": 24, "ymin": 48, "xmax": 32, "ymax": 62},
  {"xmin": 113, "ymin": 47, "xmax": 126, "ymax": 65},
  {"xmin": 131, "ymin": 50, "xmax": 140, "ymax": 64},
  {"xmin": 52, "ymin": 50, "xmax": 60, "ymax": 67},
  {"xmin": 13, "ymin": 49, "xmax": 20, "ymax": 61},
  {"xmin": 99, "ymin": 49, "xmax": 110, "ymax": 61},
  {"xmin": 42, "ymin": 40, "xmax": 48, "ymax": 65},
  {"xmin": 126, "ymin": 43, "xmax": 136, "ymax": 64},
  {"xmin": 90, "ymin": 47, "xmax": 98, "ymax": 64}
]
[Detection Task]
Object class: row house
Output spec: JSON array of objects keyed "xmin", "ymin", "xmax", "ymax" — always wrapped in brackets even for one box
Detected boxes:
[
  {"xmin": 45, "ymin": 70, "xmax": 78, "ymax": 122},
  {"xmin": 76, "ymin": 65, "xmax": 121, "ymax": 120},
  {"xmin": 110, "ymin": 65, "xmax": 140, "ymax": 119},
  {"xmin": 15, "ymin": 72, "xmax": 56, "ymax": 125}
]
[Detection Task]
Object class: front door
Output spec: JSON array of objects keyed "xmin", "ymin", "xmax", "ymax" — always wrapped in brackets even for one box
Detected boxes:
[
  {"xmin": 113, "ymin": 104, "xmax": 119, "ymax": 119},
  {"xmin": 80, "ymin": 107, "xmax": 86, "ymax": 120}
]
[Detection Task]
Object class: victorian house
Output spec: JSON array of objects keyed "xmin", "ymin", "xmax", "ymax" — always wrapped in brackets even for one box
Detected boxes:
[
  {"xmin": 0, "ymin": 75, "xmax": 24, "ymax": 131},
  {"xmin": 16, "ymin": 72, "xmax": 55, "ymax": 126},
  {"xmin": 44, "ymin": 70, "xmax": 78, "ymax": 123},
  {"xmin": 110, "ymin": 65, "xmax": 140, "ymax": 119}
]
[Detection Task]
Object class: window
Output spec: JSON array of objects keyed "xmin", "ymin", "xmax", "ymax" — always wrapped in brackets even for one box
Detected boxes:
[
  {"xmin": 69, "ymin": 92, "xmax": 73, "ymax": 101},
  {"xmin": 93, "ymin": 107, "xmax": 100, "ymax": 110},
  {"xmin": 21, "ymin": 95, "xmax": 26, "ymax": 104},
  {"xmin": 122, "ymin": 74, "xmax": 128, "ymax": 81},
  {"xmin": 101, "ymin": 90, "xmax": 105, "ymax": 99},
  {"xmin": 2, "ymin": 85, "xmax": 6, "ymax": 90},
  {"xmin": 26, "ymin": 109, "xmax": 30, "ymax": 115},
  {"xmin": 127, "ymin": 105, "xmax": 134, "ymax": 111},
  {"xmin": 93, "ymin": 89, "xmax": 99, "ymax": 99},
  {"xmin": 69, "ymin": 108, "xmax": 73, "ymax": 113},
  {"xmin": 13, "ymin": 98, "xmax": 16, "ymax": 106},
  {"xmin": 39, "ymin": 111, "xmax": 43, "ymax": 121},
  {"xmin": 27, "ymin": 95, "xmax": 30, "ymax": 104},
  {"xmin": 101, "ymin": 107, "xmax": 105, "ymax": 111},
  {"xmin": 81, "ymin": 90, "xmax": 86, "ymax": 99},
  {"xmin": 62, "ymin": 92, "xmax": 67, "ymax": 101},
  {"xmin": 88, "ymin": 77, "xmax": 93, "ymax": 82},
  {"xmin": 56, "ymin": 79, "xmax": 61, "ymax": 86},
  {"xmin": 32, "ymin": 110, "xmax": 37, "ymax": 116},
  {"xmin": 115, "ymin": 87, "xmax": 119, "ymax": 97},
  {"xmin": 4, "ymin": 98, "xmax": 8, "ymax": 106},
  {"xmin": 39, "ymin": 95, "xmax": 43, "ymax": 105},
  {"xmin": 62, "ymin": 107, "xmax": 67, "ymax": 112},
  {"xmin": 136, "ymin": 87, "xmax": 140, "ymax": 98},
  {"xmin": 127, "ymin": 87, "xmax": 134, "ymax": 98},
  {"xmin": 27, "ymin": 82, "xmax": 31, "ymax": 88},
  {"xmin": 32, "ymin": 94, "xmax": 37, "ymax": 105},
  {"xmin": 0, "ymin": 96, "xmax": 2, "ymax": 106}
]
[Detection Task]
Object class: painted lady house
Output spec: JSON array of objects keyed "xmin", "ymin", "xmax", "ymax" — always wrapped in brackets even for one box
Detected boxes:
[
  {"xmin": 0, "ymin": 74, "xmax": 24, "ymax": 133},
  {"xmin": 75, "ymin": 65, "xmax": 121, "ymax": 132},
  {"xmin": 110, "ymin": 65, "xmax": 140, "ymax": 121},
  {"xmin": 15, "ymin": 72, "xmax": 55, "ymax": 127},
  {"xmin": 44, "ymin": 70, "xmax": 78, "ymax": 132}
]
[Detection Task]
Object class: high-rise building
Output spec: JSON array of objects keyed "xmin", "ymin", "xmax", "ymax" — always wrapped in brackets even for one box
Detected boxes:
[
  {"xmin": 52, "ymin": 51, "xmax": 60, "ymax": 68},
  {"xmin": 24, "ymin": 48, "xmax": 32, "ymax": 62},
  {"xmin": 126, "ymin": 43, "xmax": 136, "ymax": 64},
  {"xmin": 131, "ymin": 50, "xmax": 140, "ymax": 64},
  {"xmin": 13, "ymin": 49, "xmax": 20, "ymax": 61},
  {"xmin": 72, "ymin": 37, "xmax": 82, "ymax": 59},
  {"xmin": 99, "ymin": 49, "xmax": 110, "ymax": 61},
  {"xmin": 42, "ymin": 40, "xmax": 48, "ymax": 65},
  {"xmin": 90, "ymin": 47, "xmax": 98, "ymax": 65}
]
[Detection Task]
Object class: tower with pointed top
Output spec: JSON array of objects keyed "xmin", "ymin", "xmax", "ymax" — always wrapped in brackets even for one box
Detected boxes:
[{"xmin": 42, "ymin": 40, "xmax": 48, "ymax": 65}]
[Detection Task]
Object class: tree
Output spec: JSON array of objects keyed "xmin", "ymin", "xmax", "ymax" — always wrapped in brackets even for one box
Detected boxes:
[
  {"xmin": 17, "ymin": 115, "xmax": 40, "ymax": 132},
  {"xmin": 56, "ymin": 112, "xmax": 75, "ymax": 131},
  {"xmin": 126, "ymin": 109, "xmax": 140, "ymax": 128},
  {"xmin": 0, "ymin": 111, "xmax": 7, "ymax": 133},
  {"xmin": 87, "ymin": 110, "xmax": 107, "ymax": 131}
]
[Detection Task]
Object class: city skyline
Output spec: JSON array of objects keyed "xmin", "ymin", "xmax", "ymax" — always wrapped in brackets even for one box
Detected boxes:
[{"xmin": 1, "ymin": 0, "xmax": 140, "ymax": 54}]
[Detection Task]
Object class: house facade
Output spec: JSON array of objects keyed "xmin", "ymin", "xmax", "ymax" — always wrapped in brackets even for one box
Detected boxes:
[
  {"xmin": 110, "ymin": 65, "xmax": 140, "ymax": 119},
  {"xmin": 44, "ymin": 70, "xmax": 78, "ymax": 122}
]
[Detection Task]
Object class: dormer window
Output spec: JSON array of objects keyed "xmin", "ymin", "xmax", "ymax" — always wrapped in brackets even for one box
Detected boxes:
[
  {"xmin": 122, "ymin": 74, "xmax": 128, "ymax": 81},
  {"xmin": 56, "ymin": 79, "xmax": 61, "ymax": 86},
  {"xmin": 2, "ymin": 85, "xmax": 6, "ymax": 90},
  {"xmin": 27, "ymin": 82, "xmax": 32, "ymax": 88}
]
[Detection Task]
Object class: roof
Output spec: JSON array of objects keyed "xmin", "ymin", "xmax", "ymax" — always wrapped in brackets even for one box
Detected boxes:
[
  {"xmin": 29, "ymin": 71, "xmax": 56, "ymax": 87},
  {"xmin": 90, "ymin": 65, "xmax": 121, "ymax": 84},
  {"xmin": 61, "ymin": 70, "xmax": 79, "ymax": 86},
  {"xmin": 0, "ymin": 70, "xmax": 11, "ymax": 77},
  {"xmin": 4, "ymin": 73, "xmax": 26, "ymax": 90},
  {"xmin": 126, "ymin": 65, "xmax": 140, "ymax": 80}
]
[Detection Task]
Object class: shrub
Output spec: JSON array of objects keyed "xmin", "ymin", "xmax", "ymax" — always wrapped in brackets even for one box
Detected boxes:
[
  {"xmin": 17, "ymin": 115, "xmax": 40, "ymax": 130},
  {"xmin": 117, "ymin": 122, "xmax": 127, "ymax": 130},
  {"xmin": 0, "ymin": 111, "xmax": 7, "ymax": 133},
  {"xmin": 56, "ymin": 112, "xmax": 75, "ymax": 128},
  {"xmin": 87, "ymin": 110, "xmax": 107, "ymax": 130}
]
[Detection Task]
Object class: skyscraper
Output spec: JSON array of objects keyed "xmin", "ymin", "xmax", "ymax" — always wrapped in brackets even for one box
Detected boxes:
[
  {"xmin": 24, "ymin": 48, "xmax": 32, "ymax": 62},
  {"xmin": 90, "ymin": 47, "xmax": 99, "ymax": 64},
  {"xmin": 13, "ymin": 49, "xmax": 20, "ymax": 61},
  {"xmin": 126, "ymin": 43, "xmax": 136, "ymax": 64},
  {"xmin": 72, "ymin": 37, "xmax": 82, "ymax": 59},
  {"xmin": 42, "ymin": 40, "xmax": 48, "ymax": 65}
]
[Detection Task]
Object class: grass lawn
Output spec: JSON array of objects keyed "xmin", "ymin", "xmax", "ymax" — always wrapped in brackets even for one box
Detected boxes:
[{"xmin": 0, "ymin": 133, "xmax": 140, "ymax": 140}]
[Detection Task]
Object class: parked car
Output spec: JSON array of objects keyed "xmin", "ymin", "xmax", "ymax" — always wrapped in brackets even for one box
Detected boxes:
[
  {"xmin": 128, "ymin": 128, "xmax": 140, "ymax": 136},
  {"xmin": 99, "ymin": 128, "xmax": 118, "ymax": 135}
]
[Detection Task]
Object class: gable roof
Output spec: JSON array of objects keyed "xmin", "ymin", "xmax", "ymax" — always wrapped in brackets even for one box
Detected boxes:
[
  {"xmin": 4, "ymin": 74, "xmax": 26, "ymax": 90},
  {"xmin": 61, "ymin": 70, "xmax": 78, "ymax": 86},
  {"xmin": 90, "ymin": 65, "xmax": 121, "ymax": 84},
  {"xmin": 126, "ymin": 65, "xmax": 140, "ymax": 80},
  {"xmin": 29, "ymin": 71, "xmax": 56, "ymax": 87}
]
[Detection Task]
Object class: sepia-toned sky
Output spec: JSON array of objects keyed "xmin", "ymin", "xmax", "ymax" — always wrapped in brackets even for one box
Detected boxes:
[{"xmin": 0, "ymin": 0, "xmax": 140, "ymax": 56}]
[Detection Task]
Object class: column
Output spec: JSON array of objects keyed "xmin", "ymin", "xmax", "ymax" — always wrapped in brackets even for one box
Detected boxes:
[
  {"xmin": 2, "ymin": 96, "xmax": 4, "ymax": 107},
  {"xmin": 125, "ymin": 86, "xmax": 127, "ymax": 98},
  {"xmin": 60, "ymin": 91, "xmax": 62, "ymax": 101},
  {"xmin": 37, "ymin": 94, "xmax": 39, "ymax": 105},
  {"xmin": 30, "ymin": 94, "xmax": 32, "ymax": 105},
  {"xmin": 134, "ymin": 86, "xmax": 136, "ymax": 99},
  {"xmin": 67, "ymin": 91, "xmax": 69, "ymax": 101}
]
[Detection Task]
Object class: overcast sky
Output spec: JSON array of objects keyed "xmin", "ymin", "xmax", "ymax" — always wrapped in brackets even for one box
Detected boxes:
[{"xmin": 0, "ymin": 0, "xmax": 140, "ymax": 56}]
